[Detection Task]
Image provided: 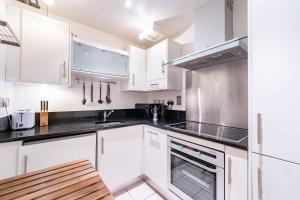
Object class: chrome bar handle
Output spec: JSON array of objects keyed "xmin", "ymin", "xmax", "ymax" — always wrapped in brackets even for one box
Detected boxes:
[
  {"xmin": 257, "ymin": 113, "xmax": 263, "ymax": 145},
  {"xmin": 132, "ymin": 73, "xmax": 135, "ymax": 86},
  {"xmin": 258, "ymin": 167, "xmax": 263, "ymax": 200},
  {"xmin": 24, "ymin": 155, "xmax": 28, "ymax": 174},
  {"xmin": 228, "ymin": 157, "xmax": 232, "ymax": 185},
  {"xmin": 161, "ymin": 60, "xmax": 165, "ymax": 74},
  {"xmin": 101, "ymin": 137, "xmax": 104, "ymax": 155},
  {"xmin": 63, "ymin": 61, "xmax": 67, "ymax": 78}
]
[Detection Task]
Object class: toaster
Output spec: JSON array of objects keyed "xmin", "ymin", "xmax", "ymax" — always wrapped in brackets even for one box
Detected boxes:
[{"xmin": 11, "ymin": 109, "xmax": 35, "ymax": 130}]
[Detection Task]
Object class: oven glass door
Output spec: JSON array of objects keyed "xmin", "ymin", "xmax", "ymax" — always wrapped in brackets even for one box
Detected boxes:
[{"xmin": 170, "ymin": 149, "xmax": 218, "ymax": 200}]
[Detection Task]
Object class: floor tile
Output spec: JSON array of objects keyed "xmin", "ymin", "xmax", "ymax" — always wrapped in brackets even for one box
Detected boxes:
[
  {"xmin": 115, "ymin": 191, "xmax": 134, "ymax": 200},
  {"xmin": 127, "ymin": 182, "xmax": 156, "ymax": 200},
  {"xmin": 145, "ymin": 193, "xmax": 165, "ymax": 200}
]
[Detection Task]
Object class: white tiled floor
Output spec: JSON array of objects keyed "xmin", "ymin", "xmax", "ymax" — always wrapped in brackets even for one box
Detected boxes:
[{"xmin": 115, "ymin": 182, "xmax": 165, "ymax": 200}]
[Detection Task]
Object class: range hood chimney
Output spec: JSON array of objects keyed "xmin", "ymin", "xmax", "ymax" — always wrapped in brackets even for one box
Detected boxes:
[
  {"xmin": 172, "ymin": 0, "xmax": 247, "ymax": 70},
  {"xmin": 0, "ymin": 0, "xmax": 20, "ymax": 47}
]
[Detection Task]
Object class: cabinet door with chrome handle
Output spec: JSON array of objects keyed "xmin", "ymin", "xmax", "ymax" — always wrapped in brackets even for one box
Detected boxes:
[{"xmin": 225, "ymin": 148, "xmax": 247, "ymax": 200}]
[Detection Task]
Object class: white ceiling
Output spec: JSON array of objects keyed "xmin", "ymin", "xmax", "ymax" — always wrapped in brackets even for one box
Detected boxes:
[{"xmin": 48, "ymin": 0, "xmax": 210, "ymax": 47}]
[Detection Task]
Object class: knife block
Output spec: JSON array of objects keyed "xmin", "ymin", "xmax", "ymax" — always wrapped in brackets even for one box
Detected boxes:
[{"xmin": 40, "ymin": 111, "xmax": 48, "ymax": 127}]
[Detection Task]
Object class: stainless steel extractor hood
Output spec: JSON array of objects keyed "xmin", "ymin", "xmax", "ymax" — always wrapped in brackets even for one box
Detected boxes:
[
  {"xmin": 0, "ymin": 19, "xmax": 20, "ymax": 46},
  {"xmin": 173, "ymin": 36, "xmax": 247, "ymax": 70},
  {"xmin": 172, "ymin": 0, "xmax": 247, "ymax": 70}
]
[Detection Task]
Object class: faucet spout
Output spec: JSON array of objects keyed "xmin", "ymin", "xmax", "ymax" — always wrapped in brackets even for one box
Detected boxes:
[{"xmin": 103, "ymin": 110, "xmax": 114, "ymax": 121}]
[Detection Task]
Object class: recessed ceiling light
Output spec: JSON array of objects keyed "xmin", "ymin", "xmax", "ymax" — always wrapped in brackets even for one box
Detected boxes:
[
  {"xmin": 43, "ymin": 0, "xmax": 55, "ymax": 6},
  {"xmin": 125, "ymin": 0, "xmax": 132, "ymax": 8}
]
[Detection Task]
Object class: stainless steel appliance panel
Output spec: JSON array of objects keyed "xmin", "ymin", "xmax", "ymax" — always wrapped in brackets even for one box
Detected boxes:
[{"xmin": 186, "ymin": 59, "xmax": 248, "ymax": 129}]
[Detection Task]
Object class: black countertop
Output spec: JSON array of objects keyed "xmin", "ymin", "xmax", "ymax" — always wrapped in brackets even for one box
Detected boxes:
[{"xmin": 0, "ymin": 118, "xmax": 248, "ymax": 150}]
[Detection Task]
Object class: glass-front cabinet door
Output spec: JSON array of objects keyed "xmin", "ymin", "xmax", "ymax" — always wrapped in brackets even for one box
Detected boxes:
[{"xmin": 72, "ymin": 41, "xmax": 129, "ymax": 78}]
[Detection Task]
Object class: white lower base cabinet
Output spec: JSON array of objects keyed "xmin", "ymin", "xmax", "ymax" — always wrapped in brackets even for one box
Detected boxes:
[
  {"xmin": 18, "ymin": 134, "xmax": 96, "ymax": 174},
  {"xmin": 252, "ymin": 153, "xmax": 300, "ymax": 200},
  {"xmin": 0, "ymin": 141, "xmax": 22, "ymax": 180},
  {"xmin": 143, "ymin": 127, "xmax": 168, "ymax": 195},
  {"xmin": 225, "ymin": 147, "xmax": 248, "ymax": 200},
  {"xmin": 97, "ymin": 126, "xmax": 143, "ymax": 192}
]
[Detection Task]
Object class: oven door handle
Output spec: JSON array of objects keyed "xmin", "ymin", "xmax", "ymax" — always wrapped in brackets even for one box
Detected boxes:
[{"xmin": 170, "ymin": 151, "xmax": 219, "ymax": 173}]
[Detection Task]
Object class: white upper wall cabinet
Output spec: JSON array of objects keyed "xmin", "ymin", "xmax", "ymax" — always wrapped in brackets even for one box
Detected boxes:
[
  {"xmin": 121, "ymin": 45, "xmax": 146, "ymax": 91},
  {"xmin": 250, "ymin": 0, "xmax": 300, "ymax": 164},
  {"xmin": 5, "ymin": 8, "xmax": 71, "ymax": 85},
  {"xmin": 21, "ymin": 10, "xmax": 71, "ymax": 85},
  {"xmin": 146, "ymin": 39, "xmax": 182, "ymax": 91},
  {"xmin": 72, "ymin": 39, "xmax": 129, "ymax": 79}
]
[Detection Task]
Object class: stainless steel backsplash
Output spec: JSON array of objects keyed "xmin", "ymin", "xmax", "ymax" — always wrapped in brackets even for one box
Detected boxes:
[{"xmin": 186, "ymin": 59, "xmax": 248, "ymax": 129}]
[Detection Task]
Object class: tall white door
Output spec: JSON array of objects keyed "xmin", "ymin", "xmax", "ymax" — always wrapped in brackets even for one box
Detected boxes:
[
  {"xmin": 98, "ymin": 126, "xmax": 143, "ymax": 192},
  {"xmin": 21, "ymin": 10, "xmax": 70, "ymax": 85},
  {"xmin": 250, "ymin": 0, "xmax": 300, "ymax": 163},
  {"xmin": 252, "ymin": 153, "xmax": 300, "ymax": 200}
]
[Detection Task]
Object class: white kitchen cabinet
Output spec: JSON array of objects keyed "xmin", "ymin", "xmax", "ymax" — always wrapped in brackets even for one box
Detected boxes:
[
  {"xmin": 0, "ymin": 141, "xmax": 22, "ymax": 180},
  {"xmin": 250, "ymin": 0, "xmax": 300, "ymax": 164},
  {"xmin": 143, "ymin": 127, "xmax": 168, "ymax": 194},
  {"xmin": 18, "ymin": 134, "xmax": 96, "ymax": 174},
  {"xmin": 20, "ymin": 10, "xmax": 71, "ymax": 85},
  {"xmin": 225, "ymin": 147, "xmax": 247, "ymax": 200},
  {"xmin": 121, "ymin": 45, "xmax": 146, "ymax": 91},
  {"xmin": 252, "ymin": 153, "xmax": 300, "ymax": 200},
  {"xmin": 146, "ymin": 39, "xmax": 182, "ymax": 90},
  {"xmin": 97, "ymin": 126, "xmax": 143, "ymax": 192},
  {"xmin": 5, "ymin": 9, "xmax": 70, "ymax": 85}
]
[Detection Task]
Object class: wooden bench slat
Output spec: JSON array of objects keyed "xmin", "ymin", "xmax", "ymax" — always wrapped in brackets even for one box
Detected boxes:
[
  {"xmin": 55, "ymin": 180, "xmax": 105, "ymax": 200},
  {"xmin": 13, "ymin": 171, "xmax": 99, "ymax": 200},
  {"xmin": 79, "ymin": 187, "xmax": 110, "ymax": 200},
  {"xmin": 1, "ymin": 169, "xmax": 97, "ymax": 200},
  {"xmin": 0, "ymin": 160, "xmax": 113, "ymax": 200},
  {"xmin": 0, "ymin": 159, "xmax": 89, "ymax": 186},
  {"xmin": 0, "ymin": 164, "xmax": 93, "ymax": 195},
  {"xmin": 36, "ymin": 177, "xmax": 103, "ymax": 200},
  {"xmin": 0, "ymin": 161, "xmax": 92, "ymax": 190}
]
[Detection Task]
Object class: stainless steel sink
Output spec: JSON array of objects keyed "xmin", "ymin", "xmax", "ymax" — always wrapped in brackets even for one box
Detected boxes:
[{"xmin": 94, "ymin": 121, "xmax": 125, "ymax": 126}]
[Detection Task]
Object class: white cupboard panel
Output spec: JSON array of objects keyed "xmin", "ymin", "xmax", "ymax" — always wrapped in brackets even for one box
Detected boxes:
[
  {"xmin": 121, "ymin": 45, "xmax": 146, "ymax": 91},
  {"xmin": 252, "ymin": 153, "xmax": 300, "ymax": 200},
  {"xmin": 18, "ymin": 134, "xmax": 96, "ymax": 174},
  {"xmin": 225, "ymin": 147, "xmax": 247, "ymax": 200},
  {"xmin": 0, "ymin": 141, "xmax": 22, "ymax": 180},
  {"xmin": 21, "ymin": 10, "xmax": 70, "ymax": 84},
  {"xmin": 98, "ymin": 126, "xmax": 143, "ymax": 192},
  {"xmin": 251, "ymin": 0, "xmax": 300, "ymax": 163},
  {"xmin": 144, "ymin": 127, "xmax": 168, "ymax": 194}
]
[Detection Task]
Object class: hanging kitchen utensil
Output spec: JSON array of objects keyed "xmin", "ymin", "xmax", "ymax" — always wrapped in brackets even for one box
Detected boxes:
[
  {"xmin": 98, "ymin": 82, "xmax": 104, "ymax": 104},
  {"xmin": 91, "ymin": 81, "xmax": 94, "ymax": 102},
  {"xmin": 82, "ymin": 81, "xmax": 86, "ymax": 105},
  {"xmin": 106, "ymin": 83, "xmax": 112, "ymax": 104}
]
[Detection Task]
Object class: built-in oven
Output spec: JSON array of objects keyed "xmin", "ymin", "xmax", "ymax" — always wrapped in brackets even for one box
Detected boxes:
[{"xmin": 168, "ymin": 137, "xmax": 224, "ymax": 200}]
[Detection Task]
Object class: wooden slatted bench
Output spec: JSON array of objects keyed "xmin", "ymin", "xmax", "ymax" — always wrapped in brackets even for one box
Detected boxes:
[{"xmin": 0, "ymin": 160, "xmax": 114, "ymax": 200}]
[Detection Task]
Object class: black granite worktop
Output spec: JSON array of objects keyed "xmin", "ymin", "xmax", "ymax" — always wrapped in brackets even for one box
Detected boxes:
[{"xmin": 0, "ymin": 109, "xmax": 248, "ymax": 150}]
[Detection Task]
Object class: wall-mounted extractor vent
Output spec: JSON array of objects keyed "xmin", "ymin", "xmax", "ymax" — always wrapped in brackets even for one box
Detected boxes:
[
  {"xmin": 0, "ymin": 20, "xmax": 20, "ymax": 46},
  {"xmin": 173, "ymin": 37, "xmax": 247, "ymax": 70}
]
